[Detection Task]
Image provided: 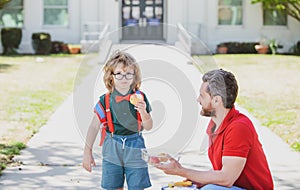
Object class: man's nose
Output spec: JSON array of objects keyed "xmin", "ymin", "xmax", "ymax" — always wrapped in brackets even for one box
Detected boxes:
[{"xmin": 197, "ymin": 97, "xmax": 201, "ymax": 104}]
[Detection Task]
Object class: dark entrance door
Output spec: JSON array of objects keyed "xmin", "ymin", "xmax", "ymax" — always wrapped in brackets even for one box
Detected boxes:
[{"xmin": 122, "ymin": 0, "xmax": 164, "ymax": 40}]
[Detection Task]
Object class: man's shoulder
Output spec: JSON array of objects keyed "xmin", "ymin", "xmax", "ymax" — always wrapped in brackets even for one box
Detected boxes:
[{"xmin": 229, "ymin": 113, "xmax": 256, "ymax": 133}]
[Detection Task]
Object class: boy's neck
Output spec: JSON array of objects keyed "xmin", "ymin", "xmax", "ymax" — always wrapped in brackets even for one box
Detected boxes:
[{"xmin": 115, "ymin": 87, "xmax": 130, "ymax": 95}]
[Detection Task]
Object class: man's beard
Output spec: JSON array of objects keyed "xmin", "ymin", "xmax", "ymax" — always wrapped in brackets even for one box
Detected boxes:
[{"xmin": 200, "ymin": 107, "xmax": 216, "ymax": 117}]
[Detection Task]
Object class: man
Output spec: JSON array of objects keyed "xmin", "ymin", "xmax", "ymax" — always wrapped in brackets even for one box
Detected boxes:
[{"xmin": 157, "ymin": 69, "xmax": 274, "ymax": 190}]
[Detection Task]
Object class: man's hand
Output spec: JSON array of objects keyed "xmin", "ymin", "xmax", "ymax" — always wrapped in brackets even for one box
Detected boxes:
[{"xmin": 155, "ymin": 154, "xmax": 183, "ymax": 175}]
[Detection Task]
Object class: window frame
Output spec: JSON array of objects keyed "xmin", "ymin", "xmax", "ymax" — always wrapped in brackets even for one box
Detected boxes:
[
  {"xmin": 217, "ymin": 0, "xmax": 244, "ymax": 27},
  {"xmin": 43, "ymin": 0, "xmax": 69, "ymax": 27},
  {"xmin": 0, "ymin": 0, "xmax": 24, "ymax": 28},
  {"xmin": 262, "ymin": 7, "xmax": 288, "ymax": 27}
]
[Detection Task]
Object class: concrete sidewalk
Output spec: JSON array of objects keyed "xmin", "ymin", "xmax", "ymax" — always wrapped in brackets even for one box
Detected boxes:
[{"xmin": 1, "ymin": 45, "xmax": 300, "ymax": 189}]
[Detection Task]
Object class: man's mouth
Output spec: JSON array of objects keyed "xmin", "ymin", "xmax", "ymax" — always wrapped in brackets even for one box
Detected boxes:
[{"xmin": 200, "ymin": 108, "xmax": 215, "ymax": 117}]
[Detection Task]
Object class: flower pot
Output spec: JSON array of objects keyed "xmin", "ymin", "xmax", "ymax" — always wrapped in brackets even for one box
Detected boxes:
[
  {"xmin": 68, "ymin": 44, "xmax": 81, "ymax": 54},
  {"xmin": 32, "ymin": 32, "xmax": 52, "ymax": 55},
  {"xmin": 217, "ymin": 46, "xmax": 228, "ymax": 54},
  {"xmin": 255, "ymin": 45, "xmax": 268, "ymax": 54},
  {"xmin": 69, "ymin": 47, "xmax": 80, "ymax": 54}
]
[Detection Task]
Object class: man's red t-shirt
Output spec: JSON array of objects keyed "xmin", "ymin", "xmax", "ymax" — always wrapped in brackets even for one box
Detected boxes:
[{"xmin": 207, "ymin": 107, "xmax": 274, "ymax": 190}]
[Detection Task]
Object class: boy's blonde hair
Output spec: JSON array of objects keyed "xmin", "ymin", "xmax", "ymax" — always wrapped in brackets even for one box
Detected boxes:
[{"xmin": 103, "ymin": 51, "xmax": 141, "ymax": 92}]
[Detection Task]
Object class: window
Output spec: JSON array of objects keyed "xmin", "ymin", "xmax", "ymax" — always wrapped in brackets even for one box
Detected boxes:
[
  {"xmin": 218, "ymin": 0, "xmax": 243, "ymax": 26},
  {"xmin": 0, "ymin": 0, "xmax": 24, "ymax": 27},
  {"xmin": 263, "ymin": 8, "xmax": 287, "ymax": 26},
  {"xmin": 43, "ymin": 0, "xmax": 68, "ymax": 26}
]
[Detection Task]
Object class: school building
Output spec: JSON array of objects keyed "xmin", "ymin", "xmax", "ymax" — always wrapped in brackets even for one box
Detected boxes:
[{"xmin": 1, "ymin": 0, "xmax": 299, "ymax": 54}]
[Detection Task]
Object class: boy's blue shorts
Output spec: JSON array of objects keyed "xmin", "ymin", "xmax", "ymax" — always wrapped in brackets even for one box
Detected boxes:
[{"xmin": 101, "ymin": 132, "xmax": 151, "ymax": 189}]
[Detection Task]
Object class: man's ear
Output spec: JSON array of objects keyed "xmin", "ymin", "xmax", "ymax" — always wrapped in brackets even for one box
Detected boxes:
[{"xmin": 213, "ymin": 96, "xmax": 221, "ymax": 105}]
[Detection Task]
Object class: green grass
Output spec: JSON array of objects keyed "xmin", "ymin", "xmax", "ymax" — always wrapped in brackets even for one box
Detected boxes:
[
  {"xmin": 211, "ymin": 54, "xmax": 300, "ymax": 151},
  {"xmin": 0, "ymin": 142, "xmax": 26, "ymax": 175},
  {"xmin": 1, "ymin": 53, "xmax": 300, "ymax": 175},
  {"xmin": 0, "ymin": 54, "xmax": 95, "ymax": 174},
  {"xmin": 6, "ymin": 90, "xmax": 65, "ymax": 134},
  {"xmin": 0, "ymin": 142, "xmax": 26, "ymax": 156}
]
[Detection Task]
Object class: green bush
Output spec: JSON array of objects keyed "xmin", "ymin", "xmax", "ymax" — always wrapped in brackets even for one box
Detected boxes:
[
  {"xmin": 31, "ymin": 32, "xmax": 52, "ymax": 55},
  {"xmin": 51, "ymin": 41, "xmax": 69, "ymax": 54},
  {"xmin": 218, "ymin": 42, "xmax": 259, "ymax": 54},
  {"xmin": 296, "ymin": 41, "xmax": 300, "ymax": 55},
  {"xmin": 289, "ymin": 41, "xmax": 300, "ymax": 55},
  {"xmin": 1, "ymin": 27, "xmax": 22, "ymax": 55}
]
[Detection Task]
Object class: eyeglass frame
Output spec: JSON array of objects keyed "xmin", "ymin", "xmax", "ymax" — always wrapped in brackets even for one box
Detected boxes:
[{"xmin": 112, "ymin": 72, "xmax": 135, "ymax": 80}]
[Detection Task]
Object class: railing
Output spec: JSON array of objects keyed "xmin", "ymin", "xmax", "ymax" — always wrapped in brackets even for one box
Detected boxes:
[
  {"xmin": 175, "ymin": 23, "xmax": 192, "ymax": 55},
  {"xmin": 98, "ymin": 24, "xmax": 112, "ymax": 64},
  {"xmin": 175, "ymin": 23, "xmax": 210, "ymax": 55},
  {"xmin": 80, "ymin": 22, "xmax": 111, "ymax": 54},
  {"xmin": 82, "ymin": 22, "xmax": 105, "ymax": 41}
]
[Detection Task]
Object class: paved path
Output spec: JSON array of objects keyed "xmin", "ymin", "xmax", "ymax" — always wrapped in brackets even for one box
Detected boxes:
[{"xmin": 1, "ymin": 44, "xmax": 300, "ymax": 189}]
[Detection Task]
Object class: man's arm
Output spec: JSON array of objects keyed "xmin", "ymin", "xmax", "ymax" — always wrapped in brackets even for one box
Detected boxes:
[{"xmin": 156, "ymin": 156, "xmax": 246, "ymax": 187}]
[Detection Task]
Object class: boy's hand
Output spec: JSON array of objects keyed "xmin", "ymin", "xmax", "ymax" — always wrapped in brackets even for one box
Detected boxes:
[
  {"xmin": 82, "ymin": 152, "xmax": 96, "ymax": 172},
  {"xmin": 135, "ymin": 100, "xmax": 147, "ymax": 114}
]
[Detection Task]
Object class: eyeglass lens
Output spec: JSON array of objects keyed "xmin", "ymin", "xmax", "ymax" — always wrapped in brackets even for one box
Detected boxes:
[{"xmin": 113, "ymin": 73, "xmax": 134, "ymax": 80}]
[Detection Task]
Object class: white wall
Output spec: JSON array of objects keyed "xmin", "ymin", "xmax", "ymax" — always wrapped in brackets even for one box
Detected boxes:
[
  {"xmin": 165, "ymin": 0, "xmax": 185, "ymax": 43},
  {"xmin": 99, "ymin": 0, "xmax": 120, "ymax": 43},
  {"xmin": 80, "ymin": 0, "xmax": 101, "ymax": 38},
  {"xmin": 185, "ymin": 0, "xmax": 205, "ymax": 39},
  {"xmin": 206, "ymin": 1, "xmax": 300, "ymax": 53},
  {"xmin": 81, "ymin": 0, "xmax": 99, "ymax": 23},
  {"xmin": 3, "ymin": 0, "xmax": 299, "ymax": 54},
  {"xmin": 15, "ymin": 0, "xmax": 81, "ymax": 54}
]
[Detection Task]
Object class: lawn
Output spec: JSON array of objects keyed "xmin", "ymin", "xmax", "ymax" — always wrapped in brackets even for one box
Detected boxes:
[
  {"xmin": 0, "ymin": 54, "xmax": 94, "ymax": 174},
  {"xmin": 0, "ymin": 54, "xmax": 299, "ymax": 175},
  {"xmin": 213, "ymin": 54, "xmax": 300, "ymax": 151}
]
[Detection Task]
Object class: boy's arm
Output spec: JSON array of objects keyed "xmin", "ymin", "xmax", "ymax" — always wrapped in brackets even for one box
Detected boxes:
[
  {"xmin": 140, "ymin": 110, "xmax": 153, "ymax": 131},
  {"xmin": 135, "ymin": 101, "xmax": 153, "ymax": 131},
  {"xmin": 83, "ymin": 114, "xmax": 100, "ymax": 172},
  {"xmin": 84, "ymin": 114, "xmax": 100, "ymax": 150}
]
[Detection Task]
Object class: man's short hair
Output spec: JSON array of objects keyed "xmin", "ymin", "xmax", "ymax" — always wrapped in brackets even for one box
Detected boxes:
[{"xmin": 202, "ymin": 69, "xmax": 238, "ymax": 108}]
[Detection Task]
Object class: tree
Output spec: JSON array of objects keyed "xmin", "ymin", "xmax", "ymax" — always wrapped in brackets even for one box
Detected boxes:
[
  {"xmin": 0, "ymin": 0, "xmax": 11, "ymax": 9},
  {"xmin": 251, "ymin": 0, "xmax": 300, "ymax": 22}
]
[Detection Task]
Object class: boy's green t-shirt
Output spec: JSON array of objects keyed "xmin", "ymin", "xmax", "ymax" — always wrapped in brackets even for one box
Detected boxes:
[{"xmin": 98, "ymin": 89, "xmax": 152, "ymax": 135}]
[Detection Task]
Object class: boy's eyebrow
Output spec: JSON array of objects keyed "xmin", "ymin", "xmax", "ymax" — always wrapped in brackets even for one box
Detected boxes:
[{"xmin": 113, "ymin": 70, "xmax": 134, "ymax": 74}]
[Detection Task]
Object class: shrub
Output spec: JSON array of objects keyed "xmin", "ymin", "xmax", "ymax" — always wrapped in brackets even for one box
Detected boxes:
[
  {"xmin": 289, "ymin": 41, "xmax": 300, "ymax": 55},
  {"xmin": 216, "ymin": 42, "xmax": 259, "ymax": 54},
  {"xmin": 31, "ymin": 32, "xmax": 52, "ymax": 55},
  {"xmin": 1, "ymin": 27, "xmax": 22, "ymax": 55},
  {"xmin": 51, "ymin": 41, "xmax": 69, "ymax": 54},
  {"xmin": 297, "ymin": 41, "xmax": 300, "ymax": 55}
]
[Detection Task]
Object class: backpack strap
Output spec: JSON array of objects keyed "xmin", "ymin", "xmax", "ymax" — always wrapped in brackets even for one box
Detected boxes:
[
  {"xmin": 105, "ymin": 93, "xmax": 114, "ymax": 134},
  {"xmin": 98, "ymin": 90, "xmax": 145, "ymax": 146},
  {"xmin": 94, "ymin": 100, "xmax": 107, "ymax": 146},
  {"xmin": 98, "ymin": 93, "xmax": 114, "ymax": 146},
  {"xmin": 135, "ymin": 90, "xmax": 144, "ymax": 132}
]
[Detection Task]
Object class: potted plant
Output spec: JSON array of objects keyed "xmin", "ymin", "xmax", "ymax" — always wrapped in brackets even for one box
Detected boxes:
[
  {"xmin": 51, "ymin": 41, "xmax": 69, "ymax": 54},
  {"xmin": 68, "ymin": 44, "xmax": 81, "ymax": 54},
  {"xmin": 32, "ymin": 32, "xmax": 52, "ymax": 55},
  {"xmin": 254, "ymin": 40, "xmax": 269, "ymax": 54},
  {"xmin": 1, "ymin": 27, "xmax": 22, "ymax": 55},
  {"xmin": 216, "ymin": 43, "xmax": 228, "ymax": 54},
  {"xmin": 269, "ymin": 39, "xmax": 283, "ymax": 55}
]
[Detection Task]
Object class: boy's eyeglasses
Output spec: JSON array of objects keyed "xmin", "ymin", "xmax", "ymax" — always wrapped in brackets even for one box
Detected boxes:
[{"xmin": 113, "ymin": 73, "xmax": 135, "ymax": 80}]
